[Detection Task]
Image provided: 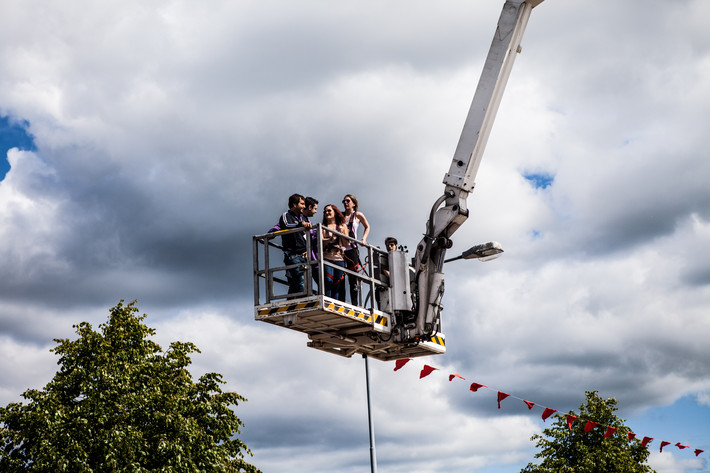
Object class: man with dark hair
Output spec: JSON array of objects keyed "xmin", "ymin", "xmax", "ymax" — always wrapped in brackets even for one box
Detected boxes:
[
  {"xmin": 287, "ymin": 193, "xmax": 303, "ymax": 208},
  {"xmin": 378, "ymin": 237, "xmax": 398, "ymax": 283},
  {"xmin": 268, "ymin": 195, "xmax": 318, "ymax": 232},
  {"xmin": 384, "ymin": 237, "xmax": 398, "ymax": 251},
  {"xmin": 301, "ymin": 197, "xmax": 320, "ymax": 291},
  {"xmin": 277, "ymin": 193, "xmax": 312, "ymax": 295},
  {"xmin": 375, "ymin": 237, "xmax": 398, "ymax": 310},
  {"xmin": 303, "ymin": 196, "xmax": 318, "ymax": 221}
]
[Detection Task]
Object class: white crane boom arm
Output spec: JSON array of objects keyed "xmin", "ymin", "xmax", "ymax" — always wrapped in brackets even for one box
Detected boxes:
[
  {"xmin": 444, "ymin": 0, "xmax": 538, "ymax": 194},
  {"xmin": 406, "ymin": 0, "xmax": 544, "ymax": 339}
]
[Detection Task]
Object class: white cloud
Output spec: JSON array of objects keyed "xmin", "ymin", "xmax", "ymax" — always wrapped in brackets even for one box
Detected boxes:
[
  {"xmin": 1, "ymin": 0, "xmax": 709, "ymax": 471},
  {"xmin": 648, "ymin": 450, "xmax": 705, "ymax": 473},
  {"xmin": 150, "ymin": 308, "xmax": 542, "ymax": 473},
  {"xmin": 0, "ymin": 336, "xmax": 56, "ymax": 405}
]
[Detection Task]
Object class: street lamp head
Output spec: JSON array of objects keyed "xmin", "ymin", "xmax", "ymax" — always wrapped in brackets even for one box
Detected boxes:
[{"xmin": 461, "ymin": 241, "xmax": 504, "ymax": 261}]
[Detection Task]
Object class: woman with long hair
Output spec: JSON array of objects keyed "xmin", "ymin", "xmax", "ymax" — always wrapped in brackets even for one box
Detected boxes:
[
  {"xmin": 341, "ymin": 194, "xmax": 370, "ymax": 305},
  {"xmin": 321, "ymin": 204, "xmax": 348, "ymax": 301}
]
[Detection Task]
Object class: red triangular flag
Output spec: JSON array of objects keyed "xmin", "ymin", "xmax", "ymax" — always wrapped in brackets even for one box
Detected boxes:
[
  {"xmin": 628, "ymin": 432, "xmax": 637, "ymax": 441},
  {"xmin": 695, "ymin": 449, "xmax": 704, "ymax": 457},
  {"xmin": 394, "ymin": 358, "xmax": 411, "ymax": 371},
  {"xmin": 675, "ymin": 443, "xmax": 688, "ymax": 450},
  {"xmin": 660, "ymin": 441, "xmax": 670, "ymax": 453},
  {"xmin": 419, "ymin": 365, "xmax": 438, "ymax": 378},
  {"xmin": 604, "ymin": 426, "xmax": 617, "ymax": 438},
  {"xmin": 469, "ymin": 382, "xmax": 487, "ymax": 392},
  {"xmin": 542, "ymin": 408, "xmax": 557, "ymax": 422},
  {"xmin": 641, "ymin": 436, "xmax": 653, "ymax": 448},
  {"xmin": 497, "ymin": 392, "xmax": 510, "ymax": 409},
  {"xmin": 566, "ymin": 415, "xmax": 579, "ymax": 430},
  {"xmin": 448, "ymin": 373, "xmax": 465, "ymax": 381},
  {"xmin": 523, "ymin": 400, "xmax": 535, "ymax": 410},
  {"xmin": 584, "ymin": 421, "xmax": 599, "ymax": 434}
]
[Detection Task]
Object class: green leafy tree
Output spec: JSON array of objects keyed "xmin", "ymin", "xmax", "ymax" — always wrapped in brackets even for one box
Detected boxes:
[
  {"xmin": 0, "ymin": 301, "xmax": 260, "ymax": 473},
  {"xmin": 521, "ymin": 391, "xmax": 655, "ymax": 473}
]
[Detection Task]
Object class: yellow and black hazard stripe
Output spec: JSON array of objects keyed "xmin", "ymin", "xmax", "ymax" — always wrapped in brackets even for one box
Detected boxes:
[
  {"xmin": 373, "ymin": 314, "xmax": 388, "ymax": 326},
  {"xmin": 324, "ymin": 302, "xmax": 389, "ymax": 327},
  {"xmin": 427, "ymin": 333, "xmax": 446, "ymax": 347},
  {"xmin": 325, "ymin": 302, "xmax": 370, "ymax": 322},
  {"xmin": 258, "ymin": 300, "xmax": 319, "ymax": 317}
]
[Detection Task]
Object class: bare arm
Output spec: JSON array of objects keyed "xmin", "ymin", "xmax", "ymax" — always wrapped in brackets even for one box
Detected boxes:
[
  {"xmin": 338, "ymin": 224, "xmax": 349, "ymax": 246},
  {"xmin": 357, "ymin": 212, "xmax": 370, "ymax": 245}
]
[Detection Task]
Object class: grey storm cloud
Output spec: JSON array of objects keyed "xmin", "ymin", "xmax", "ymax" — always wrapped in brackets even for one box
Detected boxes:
[{"xmin": 1, "ymin": 1, "xmax": 710, "ymax": 472}]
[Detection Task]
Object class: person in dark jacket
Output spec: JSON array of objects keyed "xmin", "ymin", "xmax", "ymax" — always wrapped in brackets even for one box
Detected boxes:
[{"xmin": 276, "ymin": 193, "xmax": 312, "ymax": 295}]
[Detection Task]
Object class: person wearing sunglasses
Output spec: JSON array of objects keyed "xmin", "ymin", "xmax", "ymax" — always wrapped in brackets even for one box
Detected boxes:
[{"xmin": 341, "ymin": 194, "xmax": 370, "ymax": 305}]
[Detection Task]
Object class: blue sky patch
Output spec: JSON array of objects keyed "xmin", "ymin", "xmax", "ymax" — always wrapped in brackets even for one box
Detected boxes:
[
  {"xmin": 629, "ymin": 395, "xmax": 710, "ymax": 452},
  {"xmin": 523, "ymin": 171, "xmax": 554, "ymax": 189},
  {"xmin": 529, "ymin": 229, "xmax": 543, "ymax": 240},
  {"xmin": 1, "ymin": 115, "xmax": 37, "ymax": 181}
]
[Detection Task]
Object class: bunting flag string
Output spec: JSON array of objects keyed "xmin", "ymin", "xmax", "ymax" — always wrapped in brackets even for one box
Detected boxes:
[
  {"xmin": 470, "ymin": 382, "xmax": 487, "ymax": 392},
  {"xmin": 392, "ymin": 358, "xmax": 706, "ymax": 458},
  {"xmin": 497, "ymin": 392, "xmax": 510, "ymax": 409},
  {"xmin": 542, "ymin": 407, "xmax": 557, "ymax": 422},
  {"xmin": 420, "ymin": 365, "xmax": 438, "ymax": 378},
  {"xmin": 394, "ymin": 358, "xmax": 411, "ymax": 372}
]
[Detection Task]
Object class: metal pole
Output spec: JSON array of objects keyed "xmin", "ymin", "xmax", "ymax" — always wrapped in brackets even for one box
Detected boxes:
[{"xmin": 364, "ymin": 355, "xmax": 378, "ymax": 473}]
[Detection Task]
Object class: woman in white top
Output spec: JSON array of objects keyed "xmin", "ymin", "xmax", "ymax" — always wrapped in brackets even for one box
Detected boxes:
[{"xmin": 341, "ymin": 194, "xmax": 370, "ymax": 305}]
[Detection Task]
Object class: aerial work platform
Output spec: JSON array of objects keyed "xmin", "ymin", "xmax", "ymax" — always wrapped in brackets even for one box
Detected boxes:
[{"xmin": 253, "ymin": 226, "xmax": 446, "ymax": 362}]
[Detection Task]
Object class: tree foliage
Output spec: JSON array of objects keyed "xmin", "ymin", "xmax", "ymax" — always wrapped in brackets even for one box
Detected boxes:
[
  {"xmin": 521, "ymin": 391, "xmax": 655, "ymax": 473},
  {"xmin": 0, "ymin": 301, "xmax": 260, "ymax": 472}
]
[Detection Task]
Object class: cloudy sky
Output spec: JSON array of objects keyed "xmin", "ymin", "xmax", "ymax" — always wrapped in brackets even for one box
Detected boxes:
[{"xmin": 1, "ymin": 0, "xmax": 709, "ymax": 472}]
